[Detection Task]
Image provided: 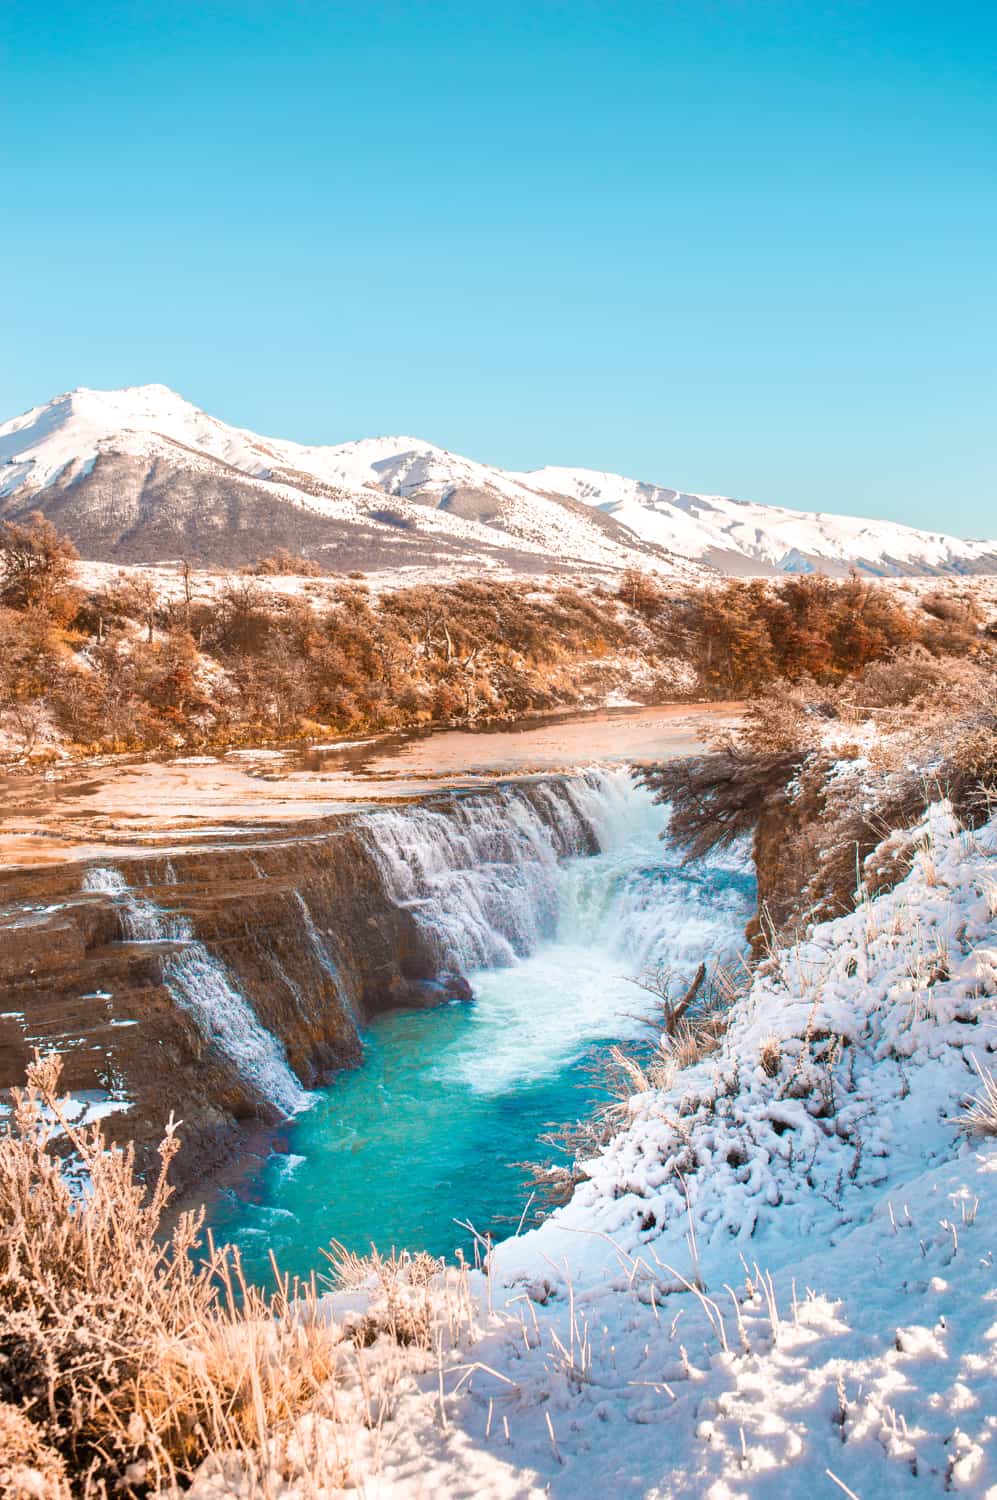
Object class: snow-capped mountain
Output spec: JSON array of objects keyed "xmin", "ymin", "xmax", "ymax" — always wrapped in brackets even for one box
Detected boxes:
[
  {"xmin": 2, "ymin": 384, "xmax": 994, "ymax": 578},
  {"xmin": 0, "ymin": 386, "xmax": 691, "ymax": 576}
]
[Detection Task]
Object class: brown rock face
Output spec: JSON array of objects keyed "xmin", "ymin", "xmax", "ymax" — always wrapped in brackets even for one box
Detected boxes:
[
  {"xmin": 0, "ymin": 777, "xmax": 602, "ymax": 1196},
  {"xmin": 0, "ymin": 820, "xmax": 444, "ymax": 1192}
]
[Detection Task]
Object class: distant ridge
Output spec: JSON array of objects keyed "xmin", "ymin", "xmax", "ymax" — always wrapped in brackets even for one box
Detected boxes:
[{"xmin": 2, "ymin": 385, "xmax": 994, "ymax": 577}]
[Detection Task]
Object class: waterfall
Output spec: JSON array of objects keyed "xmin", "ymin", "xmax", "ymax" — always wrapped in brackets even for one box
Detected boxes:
[
  {"xmin": 416, "ymin": 773, "xmax": 754, "ymax": 1094},
  {"xmin": 293, "ymin": 892, "xmax": 343, "ymax": 990},
  {"xmin": 79, "ymin": 770, "xmax": 754, "ymax": 1124},
  {"xmin": 555, "ymin": 832, "xmax": 755, "ymax": 980},
  {"xmin": 358, "ymin": 768, "xmax": 649, "ymax": 972},
  {"xmin": 81, "ymin": 867, "xmax": 306, "ymax": 1114}
]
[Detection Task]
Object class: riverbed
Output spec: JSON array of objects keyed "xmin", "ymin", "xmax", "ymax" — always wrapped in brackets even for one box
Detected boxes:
[
  {"xmin": 0, "ymin": 702, "xmax": 738, "ymax": 866},
  {"xmin": 1, "ymin": 702, "xmax": 752, "ymax": 1278}
]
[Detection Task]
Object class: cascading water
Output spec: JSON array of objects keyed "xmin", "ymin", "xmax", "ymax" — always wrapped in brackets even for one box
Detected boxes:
[
  {"xmin": 81, "ymin": 867, "xmax": 306, "ymax": 1114},
  {"xmin": 293, "ymin": 892, "xmax": 343, "ymax": 991},
  {"xmin": 207, "ymin": 769, "xmax": 755, "ymax": 1275},
  {"xmin": 356, "ymin": 774, "xmax": 617, "ymax": 970}
]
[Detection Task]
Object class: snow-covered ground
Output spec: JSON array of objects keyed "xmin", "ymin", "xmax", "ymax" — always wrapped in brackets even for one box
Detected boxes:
[{"xmin": 187, "ymin": 798, "xmax": 997, "ymax": 1497}]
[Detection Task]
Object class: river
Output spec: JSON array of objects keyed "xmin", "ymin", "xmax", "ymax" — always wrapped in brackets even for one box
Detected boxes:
[
  {"xmin": 0, "ymin": 702, "xmax": 752, "ymax": 1278},
  {"xmin": 204, "ymin": 764, "xmax": 754, "ymax": 1279}
]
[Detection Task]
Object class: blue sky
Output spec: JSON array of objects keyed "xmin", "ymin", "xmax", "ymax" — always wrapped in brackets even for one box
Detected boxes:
[{"xmin": 2, "ymin": 2, "xmax": 994, "ymax": 533}]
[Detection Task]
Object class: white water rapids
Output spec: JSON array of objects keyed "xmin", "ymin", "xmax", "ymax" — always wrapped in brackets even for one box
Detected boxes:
[{"xmin": 358, "ymin": 769, "xmax": 753, "ymax": 1093}]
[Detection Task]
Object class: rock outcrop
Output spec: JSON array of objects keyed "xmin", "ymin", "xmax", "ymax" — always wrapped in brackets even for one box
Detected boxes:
[
  {"xmin": 0, "ymin": 821, "xmax": 449, "ymax": 1190},
  {"xmin": 0, "ymin": 777, "xmax": 603, "ymax": 1193}
]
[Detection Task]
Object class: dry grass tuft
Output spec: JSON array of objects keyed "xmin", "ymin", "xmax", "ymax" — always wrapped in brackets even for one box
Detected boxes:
[
  {"xmin": 759, "ymin": 1036, "xmax": 783, "ymax": 1078},
  {"xmin": 956, "ymin": 1056, "xmax": 997, "ymax": 1137},
  {"xmin": 321, "ymin": 1243, "xmax": 452, "ymax": 1350},
  {"xmin": 0, "ymin": 1053, "xmax": 339, "ymax": 1495},
  {"xmin": 0, "ymin": 1401, "xmax": 70, "ymax": 1499}
]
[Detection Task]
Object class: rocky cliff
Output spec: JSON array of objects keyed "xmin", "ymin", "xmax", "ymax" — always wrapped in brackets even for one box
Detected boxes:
[{"xmin": 0, "ymin": 776, "xmax": 606, "ymax": 1193}]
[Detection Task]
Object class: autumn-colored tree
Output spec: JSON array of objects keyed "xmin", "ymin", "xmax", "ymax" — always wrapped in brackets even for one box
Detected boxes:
[
  {"xmin": 0, "ymin": 564, "xmax": 987, "ymax": 762},
  {"xmin": 0, "ymin": 606, "xmax": 68, "ymax": 703},
  {"xmin": 210, "ymin": 578, "xmax": 276, "ymax": 654},
  {"xmin": 51, "ymin": 633, "xmax": 164, "ymax": 751},
  {"xmin": 0, "ymin": 513, "xmax": 79, "ymax": 618},
  {"xmin": 685, "ymin": 580, "xmax": 778, "ymax": 695},
  {"xmin": 618, "ymin": 568, "xmax": 663, "ymax": 618},
  {"xmin": 144, "ymin": 629, "xmax": 215, "ymax": 723}
]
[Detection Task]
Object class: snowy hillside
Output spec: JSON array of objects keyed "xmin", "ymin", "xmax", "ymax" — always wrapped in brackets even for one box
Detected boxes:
[
  {"xmin": 2, "ymin": 383, "xmax": 994, "ymax": 576},
  {"xmin": 514, "ymin": 464, "xmax": 997, "ymax": 577},
  {"xmin": 477, "ymin": 799, "xmax": 997, "ymax": 1495},
  {"xmin": 187, "ymin": 798, "xmax": 997, "ymax": 1497}
]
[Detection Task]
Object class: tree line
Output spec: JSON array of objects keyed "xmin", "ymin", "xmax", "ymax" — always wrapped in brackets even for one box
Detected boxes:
[{"xmin": 0, "ymin": 514, "xmax": 984, "ymax": 759}]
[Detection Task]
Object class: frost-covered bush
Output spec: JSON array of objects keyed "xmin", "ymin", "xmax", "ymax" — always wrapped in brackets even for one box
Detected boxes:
[{"xmin": 0, "ymin": 1055, "xmax": 337, "ymax": 1494}]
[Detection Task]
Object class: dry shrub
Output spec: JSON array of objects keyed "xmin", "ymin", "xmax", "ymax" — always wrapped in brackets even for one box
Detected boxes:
[
  {"xmin": 848, "ymin": 646, "xmax": 947, "ymax": 709},
  {"xmin": 759, "ymin": 1036, "xmax": 782, "ymax": 1078},
  {"xmin": 628, "ymin": 969, "xmax": 732, "ymax": 1091},
  {"xmin": 601, "ymin": 1012, "xmax": 726, "ymax": 1109},
  {"xmin": 846, "ymin": 645, "xmax": 986, "ymax": 713},
  {"xmin": 653, "ymin": 641, "xmax": 996, "ymax": 942},
  {"xmin": 515, "ymin": 1116, "xmax": 613, "ymax": 1221},
  {"xmin": 766, "ymin": 693, "xmax": 995, "ymax": 937},
  {"xmin": 0, "ymin": 1054, "xmax": 338, "ymax": 1495},
  {"xmin": 625, "ymin": 960, "xmax": 711, "ymax": 1036},
  {"xmin": 944, "ymin": 710, "xmax": 997, "ymax": 824},
  {"xmin": 920, "ymin": 589, "xmax": 981, "ymax": 629},
  {"xmin": 0, "ymin": 1402, "xmax": 70, "ymax": 1499},
  {"xmin": 87, "ymin": 572, "xmax": 160, "ymax": 634},
  {"xmin": 730, "ymin": 677, "xmax": 839, "ymax": 753},
  {"xmin": 242, "ymin": 549, "xmax": 321, "ymax": 578},
  {"xmin": 732, "ymin": 691, "xmax": 814, "ymax": 755},
  {"xmin": 321, "ymin": 1245, "xmax": 452, "ymax": 1350},
  {"xmin": 618, "ymin": 568, "xmax": 663, "ymax": 617}
]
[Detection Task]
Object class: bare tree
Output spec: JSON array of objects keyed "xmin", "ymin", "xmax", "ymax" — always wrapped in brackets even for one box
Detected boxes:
[
  {"xmin": 626, "ymin": 962, "xmax": 707, "ymax": 1036},
  {"xmin": 181, "ymin": 559, "xmax": 193, "ymax": 627}
]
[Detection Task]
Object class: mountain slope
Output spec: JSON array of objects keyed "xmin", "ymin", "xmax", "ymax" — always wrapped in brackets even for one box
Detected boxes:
[
  {"xmin": 0, "ymin": 386, "xmax": 689, "ymax": 576},
  {"xmin": 2, "ymin": 384, "xmax": 994, "ymax": 577},
  {"xmin": 510, "ymin": 464, "xmax": 997, "ymax": 577}
]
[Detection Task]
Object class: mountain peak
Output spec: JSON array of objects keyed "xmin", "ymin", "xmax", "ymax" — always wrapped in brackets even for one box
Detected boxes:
[
  {"xmin": 64, "ymin": 382, "xmax": 203, "ymax": 423},
  {"xmin": 72, "ymin": 381, "xmax": 185, "ymax": 400}
]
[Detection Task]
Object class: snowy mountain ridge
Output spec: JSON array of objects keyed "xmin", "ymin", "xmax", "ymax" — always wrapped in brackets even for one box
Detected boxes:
[
  {"xmin": 0, "ymin": 386, "xmax": 691, "ymax": 576},
  {"xmin": 2, "ymin": 384, "xmax": 995, "ymax": 577}
]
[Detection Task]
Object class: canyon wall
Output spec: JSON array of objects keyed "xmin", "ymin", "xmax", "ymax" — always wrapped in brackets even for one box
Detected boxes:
[{"xmin": 0, "ymin": 775, "xmax": 613, "ymax": 1192}]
